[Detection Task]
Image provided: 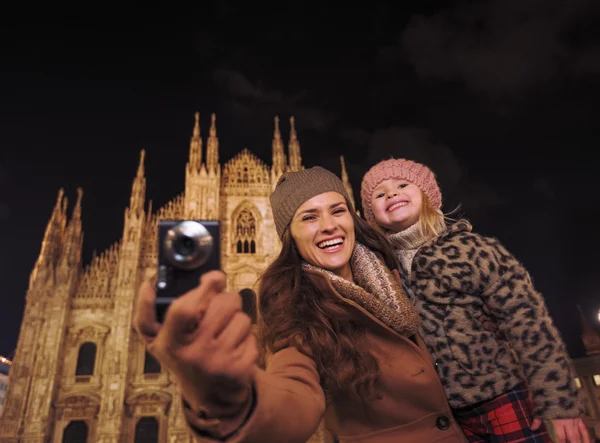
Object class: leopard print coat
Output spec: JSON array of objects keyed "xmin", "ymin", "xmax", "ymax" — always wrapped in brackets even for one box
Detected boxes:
[{"xmin": 396, "ymin": 219, "xmax": 582, "ymax": 419}]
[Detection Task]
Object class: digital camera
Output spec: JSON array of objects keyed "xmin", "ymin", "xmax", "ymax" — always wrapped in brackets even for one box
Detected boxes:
[{"xmin": 155, "ymin": 220, "xmax": 221, "ymax": 322}]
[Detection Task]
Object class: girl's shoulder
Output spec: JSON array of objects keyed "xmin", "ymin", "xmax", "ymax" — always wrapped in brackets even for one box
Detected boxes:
[{"xmin": 427, "ymin": 220, "xmax": 505, "ymax": 256}]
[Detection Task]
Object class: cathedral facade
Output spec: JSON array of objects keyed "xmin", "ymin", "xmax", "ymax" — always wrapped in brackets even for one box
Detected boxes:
[{"xmin": 0, "ymin": 113, "xmax": 355, "ymax": 443}]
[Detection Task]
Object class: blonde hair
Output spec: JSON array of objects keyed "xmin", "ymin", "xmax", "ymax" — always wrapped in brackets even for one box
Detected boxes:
[{"xmin": 416, "ymin": 191, "xmax": 447, "ymax": 239}]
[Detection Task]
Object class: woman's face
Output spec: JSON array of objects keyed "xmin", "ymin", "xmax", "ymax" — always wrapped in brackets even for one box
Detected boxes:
[{"xmin": 290, "ymin": 191, "xmax": 355, "ymax": 281}]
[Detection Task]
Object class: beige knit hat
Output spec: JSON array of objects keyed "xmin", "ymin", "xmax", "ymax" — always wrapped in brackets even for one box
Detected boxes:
[{"xmin": 270, "ymin": 167, "xmax": 353, "ymax": 239}]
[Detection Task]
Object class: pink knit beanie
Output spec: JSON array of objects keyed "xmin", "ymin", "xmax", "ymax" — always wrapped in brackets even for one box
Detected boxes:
[{"xmin": 360, "ymin": 158, "xmax": 442, "ymax": 225}]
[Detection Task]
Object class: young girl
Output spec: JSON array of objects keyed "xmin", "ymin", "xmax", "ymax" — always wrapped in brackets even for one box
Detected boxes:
[{"xmin": 360, "ymin": 158, "xmax": 589, "ymax": 443}]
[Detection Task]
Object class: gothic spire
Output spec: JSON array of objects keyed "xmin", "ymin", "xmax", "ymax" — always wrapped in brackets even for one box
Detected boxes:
[
  {"xmin": 206, "ymin": 113, "xmax": 219, "ymax": 173},
  {"xmin": 29, "ymin": 188, "xmax": 68, "ymax": 287},
  {"xmin": 128, "ymin": 150, "xmax": 146, "ymax": 217},
  {"xmin": 60, "ymin": 187, "xmax": 84, "ymax": 266},
  {"xmin": 71, "ymin": 187, "xmax": 83, "ymax": 224},
  {"xmin": 288, "ymin": 116, "xmax": 303, "ymax": 172},
  {"xmin": 38, "ymin": 188, "xmax": 67, "ymax": 266},
  {"xmin": 188, "ymin": 112, "xmax": 203, "ymax": 173},
  {"xmin": 272, "ymin": 115, "xmax": 286, "ymax": 176}
]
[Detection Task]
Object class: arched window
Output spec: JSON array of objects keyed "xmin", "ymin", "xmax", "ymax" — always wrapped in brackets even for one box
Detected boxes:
[
  {"xmin": 134, "ymin": 416, "xmax": 158, "ymax": 443},
  {"xmin": 143, "ymin": 351, "xmax": 161, "ymax": 374},
  {"xmin": 75, "ymin": 342, "xmax": 96, "ymax": 376},
  {"xmin": 234, "ymin": 209, "xmax": 257, "ymax": 254},
  {"xmin": 240, "ymin": 288, "xmax": 257, "ymax": 324},
  {"xmin": 62, "ymin": 420, "xmax": 88, "ymax": 443}
]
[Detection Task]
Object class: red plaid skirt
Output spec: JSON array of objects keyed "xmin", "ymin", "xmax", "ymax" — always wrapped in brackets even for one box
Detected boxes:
[{"xmin": 452, "ymin": 383, "xmax": 552, "ymax": 443}]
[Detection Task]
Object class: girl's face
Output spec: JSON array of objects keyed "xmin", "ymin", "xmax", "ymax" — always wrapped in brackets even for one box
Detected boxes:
[
  {"xmin": 290, "ymin": 192, "xmax": 355, "ymax": 282},
  {"xmin": 371, "ymin": 178, "xmax": 422, "ymax": 232}
]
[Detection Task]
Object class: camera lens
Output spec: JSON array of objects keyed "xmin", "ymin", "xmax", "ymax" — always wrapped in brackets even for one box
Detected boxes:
[
  {"xmin": 173, "ymin": 235, "xmax": 195, "ymax": 257},
  {"xmin": 164, "ymin": 221, "xmax": 213, "ymax": 270}
]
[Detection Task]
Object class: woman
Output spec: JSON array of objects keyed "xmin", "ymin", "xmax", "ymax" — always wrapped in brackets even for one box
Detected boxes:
[{"xmin": 134, "ymin": 166, "xmax": 467, "ymax": 443}]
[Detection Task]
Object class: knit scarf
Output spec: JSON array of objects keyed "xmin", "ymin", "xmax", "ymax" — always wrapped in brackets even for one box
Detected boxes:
[{"xmin": 302, "ymin": 243, "xmax": 420, "ymax": 337}]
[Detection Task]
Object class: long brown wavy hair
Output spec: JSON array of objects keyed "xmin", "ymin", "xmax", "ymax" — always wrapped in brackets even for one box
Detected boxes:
[{"xmin": 257, "ymin": 203, "xmax": 399, "ymax": 401}]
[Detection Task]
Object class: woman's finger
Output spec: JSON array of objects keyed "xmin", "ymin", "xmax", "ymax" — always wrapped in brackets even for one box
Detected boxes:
[
  {"xmin": 216, "ymin": 312, "xmax": 253, "ymax": 349},
  {"xmin": 182, "ymin": 270, "xmax": 227, "ymax": 310},
  {"xmin": 159, "ymin": 271, "xmax": 230, "ymax": 346},
  {"xmin": 198, "ymin": 292, "xmax": 243, "ymax": 340},
  {"xmin": 160, "ymin": 289, "xmax": 207, "ymax": 347},
  {"xmin": 172, "ymin": 270, "xmax": 228, "ymax": 326},
  {"xmin": 198, "ymin": 270, "xmax": 228, "ymax": 294}
]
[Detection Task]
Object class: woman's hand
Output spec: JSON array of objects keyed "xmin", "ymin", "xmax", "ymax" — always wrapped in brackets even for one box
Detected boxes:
[{"xmin": 134, "ymin": 270, "xmax": 259, "ymax": 414}]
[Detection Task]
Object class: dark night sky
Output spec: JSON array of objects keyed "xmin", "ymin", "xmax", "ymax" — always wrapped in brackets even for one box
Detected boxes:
[{"xmin": 0, "ymin": 1, "xmax": 599, "ymax": 359}]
